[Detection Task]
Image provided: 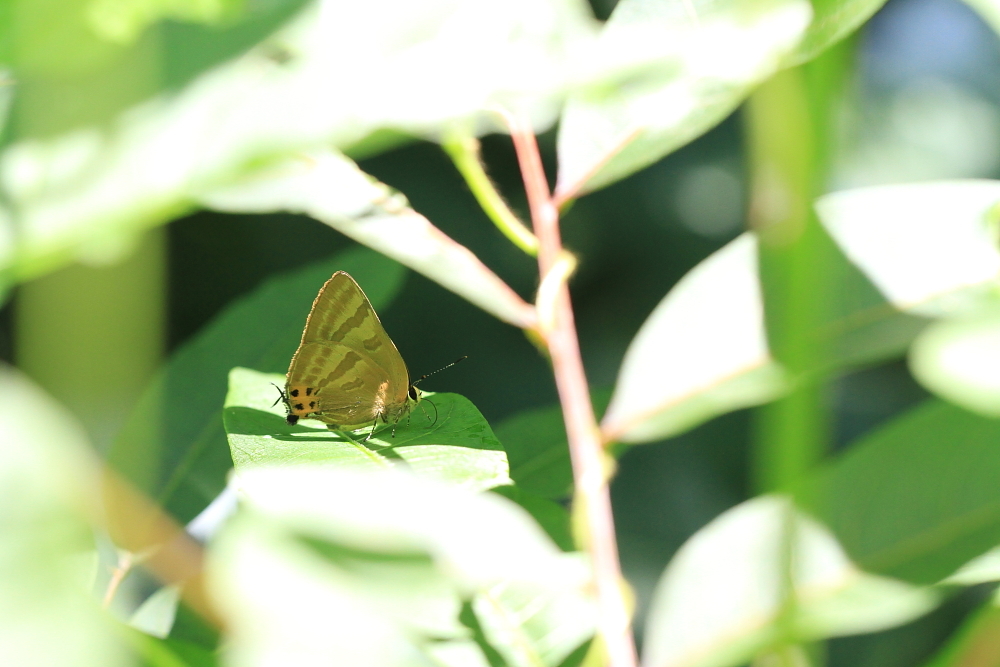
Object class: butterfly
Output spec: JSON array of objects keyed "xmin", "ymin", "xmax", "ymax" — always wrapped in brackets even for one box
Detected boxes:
[{"xmin": 279, "ymin": 271, "xmax": 419, "ymax": 434}]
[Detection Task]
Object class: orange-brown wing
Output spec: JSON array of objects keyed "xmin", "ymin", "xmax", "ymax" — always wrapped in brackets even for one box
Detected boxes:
[
  {"xmin": 288, "ymin": 342, "xmax": 400, "ymax": 428},
  {"xmin": 287, "ymin": 272, "xmax": 409, "ymax": 419}
]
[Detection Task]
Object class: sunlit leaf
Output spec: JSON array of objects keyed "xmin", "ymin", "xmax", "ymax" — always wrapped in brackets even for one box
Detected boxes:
[
  {"xmin": 214, "ymin": 514, "xmax": 446, "ymax": 667},
  {"xmin": 424, "ymin": 639, "xmax": 493, "ymax": 667},
  {"xmin": 943, "ymin": 545, "xmax": 1000, "ymax": 586},
  {"xmin": 602, "ymin": 235, "xmax": 785, "ymax": 444},
  {"xmin": 787, "ymin": 0, "xmax": 889, "ymax": 64},
  {"xmin": 607, "ymin": 179, "xmax": 1000, "ymax": 443},
  {"xmin": 6, "ymin": 0, "xmax": 310, "ymax": 152},
  {"xmin": 962, "ymin": 0, "xmax": 1000, "ymax": 38},
  {"xmin": 555, "ymin": 0, "xmax": 811, "ymax": 198},
  {"xmin": 472, "ymin": 555, "xmax": 594, "ymax": 667},
  {"xmin": 0, "ymin": 0, "xmax": 595, "ymax": 284},
  {"xmin": 0, "ymin": 364, "xmax": 128, "ymax": 667},
  {"xmin": 200, "ymin": 148, "xmax": 537, "ymax": 328},
  {"xmin": 804, "ymin": 399, "xmax": 1000, "ymax": 584},
  {"xmin": 108, "ymin": 247, "xmax": 405, "ymax": 524},
  {"xmin": 208, "ymin": 468, "xmax": 595, "ymax": 667},
  {"xmin": 130, "ymin": 585, "xmax": 180, "ymax": 638},
  {"xmin": 815, "ymin": 180, "xmax": 1000, "ymax": 318},
  {"xmin": 910, "ymin": 312, "xmax": 1000, "ymax": 417},
  {"xmin": 224, "ymin": 368, "xmax": 511, "ymax": 493},
  {"xmin": 642, "ymin": 497, "xmax": 937, "ymax": 667},
  {"xmin": 492, "ymin": 486, "xmax": 574, "ymax": 552}
]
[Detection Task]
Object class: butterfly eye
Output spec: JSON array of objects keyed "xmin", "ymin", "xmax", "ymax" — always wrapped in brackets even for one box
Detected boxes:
[
  {"xmin": 409, "ymin": 386, "xmax": 419, "ymax": 401},
  {"xmin": 286, "ymin": 414, "xmax": 299, "ymax": 425}
]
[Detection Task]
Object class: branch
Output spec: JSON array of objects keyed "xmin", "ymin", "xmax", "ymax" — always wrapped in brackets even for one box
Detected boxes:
[
  {"xmin": 99, "ymin": 468, "xmax": 223, "ymax": 630},
  {"xmin": 442, "ymin": 125, "xmax": 539, "ymax": 256},
  {"xmin": 502, "ymin": 108, "xmax": 638, "ymax": 667}
]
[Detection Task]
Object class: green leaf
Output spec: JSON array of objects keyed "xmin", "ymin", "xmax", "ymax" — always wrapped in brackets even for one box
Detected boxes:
[
  {"xmin": 788, "ymin": 0, "xmax": 889, "ymax": 65},
  {"xmin": 602, "ymin": 235, "xmax": 787, "ymax": 444},
  {"xmin": 642, "ymin": 497, "xmax": 938, "ymax": 667},
  {"xmin": 0, "ymin": 0, "xmax": 594, "ymax": 285},
  {"xmin": 804, "ymin": 399, "xmax": 1000, "ymax": 584},
  {"xmin": 959, "ymin": 0, "xmax": 1000, "ymax": 39},
  {"xmin": 910, "ymin": 311, "xmax": 1000, "ymax": 417},
  {"xmin": 555, "ymin": 0, "xmax": 811, "ymax": 198},
  {"xmin": 605, "ymin": 179, "xmax": 1000, "ymax": 443},
  {"xmin": 815, "ymin": 181, "xmax": 1000, "ymax": 318},
  {"xmin": 207, "ymin": 468, "xmax": 595, "ymax": 667},
  {"xmin": 7, "ymin": 0, "xmax": 309, "ymax": 138},
  {"xmin": 88, "ymin": 0, "xmax": 243, "ymax": 44},
  {"xmin": 123, "ymin": 626, "xmax": 217, "ymax": 667},
  {"xmin": 224, "ymin": 367, "xmax": 511, "ymax": 493},
  {"xmin": 821, "ymin": 181, "xmax": 1000, "ymax": 415},
  {"xmin": 0, "ymin": 363, "xmax": 128, "ymax": 667},
  {"xmin": 472, "ymin": 563, "xmax": 594, "ymax": 667},
  {"xmin": 107, "ymin": 247, "xmax": 406, "ymax": 524},
  {"xmin": 167, "ymin": 599, "xmax": 220, "ymax": 651},
  {"xmin": 201, "ymin": 149, "xmax": 538, "ymax": 328},
  {"xmin": 496, "ymin": 390, "xmax": 611, "ymax": 499},
  {"xmin": 492, "ymin": 486, "xmax": 574, "ymax": 552},
  {"xmin": 424, "ymin": 639, "xmax": 494, "ymax": 667},
  {"xmin": 127, "ymin": 584, "xmax": 220, "ymax": 655},
  {"xmin": 130, "ymin": 586, "xmax": 181, "ymax": 638},
  {"xmin": 943, "ymin": 545, "xmax": 1000, "ymax": 586}
]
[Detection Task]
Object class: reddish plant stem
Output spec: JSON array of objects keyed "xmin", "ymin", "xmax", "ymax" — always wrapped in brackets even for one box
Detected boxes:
[
  {"xmin": 506, "ymin": 111, "xmax": 638, "ymax": 667},
  {"xmin": 102, "ymin": 551, "xmax": 134, "ymax": 609}
]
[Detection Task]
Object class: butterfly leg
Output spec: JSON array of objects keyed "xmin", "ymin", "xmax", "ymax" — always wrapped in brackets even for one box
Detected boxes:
[
  {"xmin": 419, "ymin": 400, "xmax": 433, "ymax": 423},
  {"xmin": 364, "ymin": 410, "xmax": 391, "ymax": 443}
]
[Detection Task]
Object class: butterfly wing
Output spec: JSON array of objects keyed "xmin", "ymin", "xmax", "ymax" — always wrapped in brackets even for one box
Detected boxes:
[
  {"xmin": 286, "ymin": 272, "xmax": 410, "ymax": 427},
  {"xmin": 288, "ymin": 341, "xmax": 400, "ymax": 428}
]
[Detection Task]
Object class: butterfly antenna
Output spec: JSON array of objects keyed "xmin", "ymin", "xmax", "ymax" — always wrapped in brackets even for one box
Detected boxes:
[
  {"xmin": 270, "ymin": 383, "xmax": 288, "ymax": 408},
  {"xmin": 411, "ymin": 356, "xmax": 468, "ymax": 388}
]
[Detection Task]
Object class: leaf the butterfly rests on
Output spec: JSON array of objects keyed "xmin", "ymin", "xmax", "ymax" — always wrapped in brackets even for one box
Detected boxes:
[{"xmin": 282, "ymin": 272, "xmax": 419, "ymax": 432}]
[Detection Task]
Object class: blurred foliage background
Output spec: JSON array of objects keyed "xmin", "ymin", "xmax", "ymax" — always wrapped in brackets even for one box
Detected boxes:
[{"xmin": 3, "ymin": 0, "xmax": 1000, "ymax": 663}]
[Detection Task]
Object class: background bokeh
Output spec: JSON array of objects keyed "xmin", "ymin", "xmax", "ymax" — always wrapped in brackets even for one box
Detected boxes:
[{"xmin": 3, "ymin": 0, "xmax": 1000, "ymax": 663}]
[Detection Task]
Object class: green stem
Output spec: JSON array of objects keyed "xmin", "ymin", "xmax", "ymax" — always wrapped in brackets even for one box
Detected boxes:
[
  {"xmin": 745, "ymin": 38, "xmax": 853, "ymax": 662},
  {"xmin": 442, "ymin": 125, "xmax": 539, "ymax": 256},
  {"xmin": 746, "ymin": 64, "xmax": 829, "ymax": 493},
  {"xmin": 747, "ymin": 39, "xmax": 852, "ymax": 493},
  {"xmin": 15, "ymin": 228, "xmax": 166, "ymax": 451}
]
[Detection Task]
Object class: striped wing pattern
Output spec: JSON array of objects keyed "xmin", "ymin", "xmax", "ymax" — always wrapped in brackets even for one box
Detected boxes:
[{"xmin": 285, "ymin": 272, "xmax": 410, "ymax": 429}]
